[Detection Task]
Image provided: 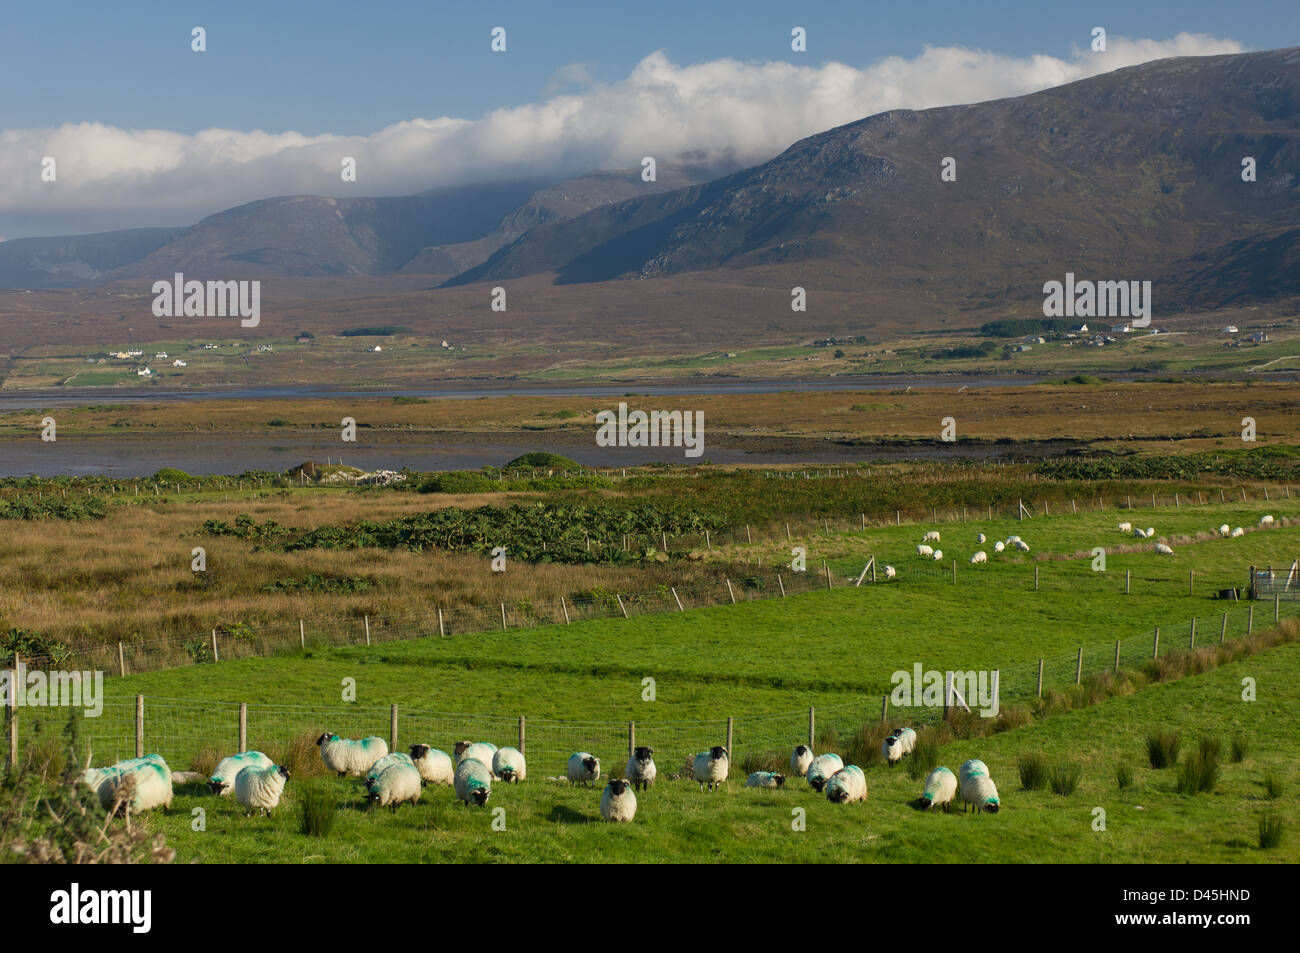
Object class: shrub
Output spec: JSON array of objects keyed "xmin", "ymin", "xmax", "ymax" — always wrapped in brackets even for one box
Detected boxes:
[
  {"xmin": 1048, "ymin": 760, "xmax": 1082, "ymax": 796},
  {"xmin": 1263, "ymin": 771, "xmax": 1284, "ymax": 800},
  {"xmin": 1018, "ymin": 753, "xmax": 1049, "ymax": 791},
  {"xmin": 1116, "ymin": 761, "xmax": 1133, "ymax": 790},
  {"xmin": 190, "ymin": 744, "xmax": 223, "ymax": 780},
  {"xmin": 271, "ymin": 730, "xmax": 327, "ymax": 781},
  {"xmin": 297, "ymin": 783, "xmax": 337, "ymax": 838},
  {"xmin": 739, "ymin": 750, "xmax": 786, "ymax": 776},
  {"xmin": 1230, "ymin": 732, "xmax": 1249, "ymax": 763},
  {"xmin": 1175, "ymin": 738, "xmax": 1221, "ymax": 795},
  {"xmin": 906, "ymin": 734, "xmax": 940, "ymax": 782},
  {"xmin": 1258, "ymin": 813, "xmax": 1285, "ymax": 850},
  {"xmin": 1146, "ymin": 730, "xmax": 1182, "ymax": 769}
]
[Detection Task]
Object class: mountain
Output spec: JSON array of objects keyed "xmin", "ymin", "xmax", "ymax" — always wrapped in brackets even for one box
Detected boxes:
[
  {"xmin": 0, "ymin": 227, "xmax": 183, "ymax": 289},
  {"xmin": 442, "ymin": 47, "xmax": 1300, "ymax": 314}
]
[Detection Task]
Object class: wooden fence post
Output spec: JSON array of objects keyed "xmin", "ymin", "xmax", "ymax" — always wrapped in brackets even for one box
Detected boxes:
[
  {"xmin": 1275, "ymin": 594, "xmax": 1280, "ymax": 623},
  {"xmin": 671, "ymin": 587, "xmax": 684, "ymax": 612},
  {"xmin": 211, "ymin": 629, "xmax": 219, "ymax": 662},
  {"xmin": 135, "ymin": 695, "xmax": 144, "ymax": 758},
  {"xmin": 1189, "ymin": 571, "xmax": 1194, "ymax": 596},
  {"xmin": 823, "ymin": 561, "xmax": 832, "ymax": 589},
  {"xmin": 1075, "ymin": 647, "xmax": 1083, "ymax": 684},
  {"xmin": 118, "ymin": 642, "xmax": 126, "ymax": 678},
  {"xmin": 1221, "ymin": 612, "xmax": 1228, "ymax": 643},
  {"xmin": 1034, "ymin": 565, "xmax": 1039, "ymax": 591},
  {"xmin": 439, "ymin": 607, "xmax": 447, "ymax": 635},
  {"xmin": 364, "ymin": 615, "xmax": 371, "ymax": 646},
  {"xmin": 953, "ymin": 559, "xmax": 958, "ymax": 584},
  {"xmin": 880, "ymin": 695, "xmax": 889, "ymax": 724},
  {"xmin": 1248, "ymin": 605, "xmax": 1254, "ymax": 634},
  {"xmin": 390, "ymin": 704, "xmax": 398, "ymax": 752},
  {"xmin": 238, "ymin": 703, "xmax": 247, "ymax": 753},
  {"xmin": 1153, "ymin": 628, "xmax": 1160, "ymax": 659},
  {"xmin": 627, "ymin": 721, "xmax": 633, "ymax": 760},
  {"xmin": 1190, "ymin": 618, "xmax": 1197, "ymax": 648},
  {"xmin": 519, "ymin": 716, "xmax": 526, "ymax": 758},
  {"xmin": 777, "ymin": 574, "xmax": 786, "ymax": 597},
  {"xmin": 725, "ymin": 579, "xmax": 737, "ymax": 604},
  {"xmin": 616, "ymin": 594, "xmax": 629, "ymax": 619},
  {"xmin": 808, "ymin": 707, "xmax": 815, "ymax": 747},
  {"xmin": 1114, "ymin": 640, "xmax": 1121, "ymax": 673},
  {"xmin": 1036, "ymin": 659, "xmax": 1044, "ymax": 697},
  {"xmin": 726, "ymin": 717, "xmax": 734, "ymax": 760},
  {"xmin": 299, "ymin": 619, "xmax": 305, "ymax": 650},
  {"xmin": 1125, "ymin": 570, "xmax": 1131, "ymax": 595}
]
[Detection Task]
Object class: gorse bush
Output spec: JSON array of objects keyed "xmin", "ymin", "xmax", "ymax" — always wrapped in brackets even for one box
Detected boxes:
[
  {"xmin": 1146, "ymin": 730, "xmax": 1182, "ymax": 769},
  {"xmin": 1018, "ymin": 753, "xmax": 1049, "ymax": 791}
]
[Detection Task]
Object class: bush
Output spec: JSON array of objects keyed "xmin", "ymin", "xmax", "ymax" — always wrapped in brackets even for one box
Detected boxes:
[
  {"xmin": 1146, "ymin": 730, "xmax": 1182, "ymax": 769},
  {"xmin": 1175, "ymin": 738, "xmax": 1222, "ymax": 795},
  {"xmin": 1018, "ymin": 753, "xmax": 1049, "ymax": 791},
  {"xmin": 503, "ymin": 452, "xmax": 582, "ymax": 470},
  {"xmin": 297, "ymin": 783, "xmax": 337, "ymax": 838},
  {"xmin": 1116, "ymin": 761, "xmax": 1133, "ymax": 790},
  {"xmin": 1258, "ymin": 813, "xmax": 1285, "ymax": 850},
  {"xmin": 1048, "ymin": 760, "xmax": 1083, "ymax": 796},
  {"xmin": 153, "ymin": 467, "xmax": 192, "ymax": 482}
]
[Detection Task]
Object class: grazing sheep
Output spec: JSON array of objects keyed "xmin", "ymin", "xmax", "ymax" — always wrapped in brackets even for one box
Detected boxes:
[
  {"xmin": 209, "ymin": 751, "xmax": 273, "ymax": 796},
  {"xmin": 919, "ymin": 766, "xmax": 958, "ymax": 811},
  {"xmin": 234, "ymin": 764, "xmax": 289, "ymax": 817},
  {"xmin": 825, "ymin": 765, "xmax": 867, "ymax": 804},
  {"xmin": 316, "ymin": 733, "xmax": 388, "ymax": 777},
  {"xmin": 600, "ymin": 779, "xmax": 638, "ymax": 822},
  {"xmin": 1013, "ymin": 540, "xmax": 1030, "ymax": 552},
  {"xmin": 1218, "ymin": 524, "xmax": 1231, "ymax": 537},
  {"xmin": 453, "ymin": 757, "xmax": 492, "ymax": 806},
  {"xmin": 961, "ymin": 774, "xmax": 1001, "ymax": 814},
  {"xmin": 744, "ymin": 771, "xmax": 785, "ymax": 789},
  {"xmin": 923, "ymin": 531, "xmax": 941, "ymax": 543},
  {"xmin": 1133, "ymin": 528, "xmax": 1148, "ymax": 539},
  {"xmin": 365, "ymin": 752, "xmax": 415, "ymax": 785},
  {"xmin": 453, "ymin": 741, "xmax": 498, "ymax": 771},
  {"xmin": 1260, "ymin": 515, "xmax": 1275, "ymax": 527},
  {"xmin": 1006, "ymin": 535, "xmax": 1021, "ymax": 545},
  {"xmin": 917, "ymin": 544, "xmax": 934, "ymax": 558},
  {"xmin": 692, "ymin": 745, "xmax": 730, "ymax": 791},
  {"xmin": 1232, "ymin": 526, "xmax": 1245, "ymax": 537},
  {"xmin": 791, "ymin": 745, "xmax": 815, "ymax": 777},
  {"xmin": 932, "ymin": 549, "xmax": 944, "ymax": 561},
  {"xmin": 993, "ymin": 540, "xmax": 1006, "ymax": 552},
  {"xmin": 882, "ymin": 727, "xmax": 916, "ymax": 764},
  {"xmin": 408, "ymin": 744, "xmax": 455, "ymax": 785},
  {"xmin": 86, "ymin": 755, "xmax": 174, "ymax": 815},
  {"xmin": 959, "ymin": 759, "xmax": 990, "ymax": 785},
  {"xmin": 1117, "ymin": 522, "xmax": 1132, "ymax": 533},
  {"xmin": 366, "ymin": 762, "xmax": 422, "ymax": 811},
  {"xmin": 883, "ymin": 565, "xmax": 896, "ymax": 579},
  {"xmin": 970, "ymin": 550, "xmax": 987, "ymax": 564},
  {"xmin": 1146, "ymin": 527, "xmax": 1155, "ymax": 538},
  {"xmin": 566, "ymin": 752, "xmax": 601, "ymax": 787},
  {"xmin": 1154, "ymin": 543, "xmax": 1174, "ymax": 555},
  {"xmin": 493, "ymin": 747, "xmax": 526, "ymax": 783},
  {"xmin": 625, "ymin": 746, "xmax": 656, "ymax": 792},
  {"xmin": 806, "ymin": 753, "xmax": 844, "ymax": 792},
  {"xmin": 976, "ymin": 533, "xmax": 987, "ymax": 543}
]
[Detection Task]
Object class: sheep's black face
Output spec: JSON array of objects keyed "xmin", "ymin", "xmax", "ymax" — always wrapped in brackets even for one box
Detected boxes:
[
  {"xmin": 208, "ymin": 780, "xmax": 227, "ymax": 795},
  {"xmin": 410, "ymin": 744, "xmax": 428, "ymax": 759},
  {"xmin": 608, "ymin": 779, "xmax": 628, "ymax": 796},
  {"xmin": 583, "ymin": 757, "xmax": 598, "ymax": 773},
  {"xmin": 794, "ymin": 745, "xmax": 809, "ymax": 758},
  {"xmin": 473, "ymin": 789, "xmax": 490, "ymax": 806},
  {"xmin": 710, "ymin": 746, "xmax": 727, "ymax": 760},
  {"xmin": 277, "ymin": 765, "xmax": 290, "ymax": 781},
  {"xmin": 828, "ymin": 787, "xmax": 846, "ymax": 803},
  {"xmin": 315, "ymin": 733, "xmax": 331, "ymax": 747},
  {"xmin": 810, "ymin": 779, "xmax": 825, "ymax": 792},
  {"xmin": 985, "ymin": 803, "xmax": 999, "ymax": 814},
  {"xmin": 454, "ymin": 741, "xmax": 471, "ymax": 758},
  {"xmin": 634, "ymin": 746, "xmax": 653, "ymax": 761},
  {"xmin": 773, "ymin": 774, "xmax": 785, "ymax": 788},
  {"xmin": 500, "ymin": 768, "xmax": 516, "ymax": 783}
]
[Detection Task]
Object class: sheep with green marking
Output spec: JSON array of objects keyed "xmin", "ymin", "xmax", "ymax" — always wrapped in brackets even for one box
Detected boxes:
[
  {"xmin": 365, "ymin": 752, "xmax": 415, "ymax": 785},
  {"xmin": 825, "ymin": 765, "xmax": 867, "ymax": 804},
  {"xmin": 409, "ymin": 744, "xmax": 455, "ymax": 785},
  {"xmin": 959, "ymin": 759, "xmax": 999, "ymax": 814},
  {"xmin": 791, "ymin": 745, "xmax": 815, "ymax": 777},
  {"xmin": 209, "ymin": 751, "xmax": 273, "ymax": 796},
  {"xmin": 882, "ymin": 727, "xmax": 916, "ymax": 765},
  {"xmin": 234, "ymin": 763, "xmax": 289, "ymax": 817},
  {"xmin": 919, "ymin": 766, "xmax": 957, "ymax": 811},
  {"xmin": 316, "ymin": 732, "xmax": 388, "ymax": 777},
  {"xmin": 567, "ymin": 752, "xmax": 601, "ymax": 787},
  {"xmin": 806, "ymin": 753, "xmax": 844, "ymax": 792},
  {"xmin": 493, "ymin": 746, "xmax": 526, "ymax": 783},
  {"xmin": 366, "ymin": 761, "xmax": 422, "ymax": 811},
  {"xmin": 745, "ymin": 771, "xmax": 785, "ymax": 789},
  {"xmin": 454, "ymin": 757, "xmax": 492, "ymax": 806}
]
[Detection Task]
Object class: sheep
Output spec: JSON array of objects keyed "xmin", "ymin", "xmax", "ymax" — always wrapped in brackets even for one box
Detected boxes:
[
  {"xmin": 600, "ymin": 779, "xmax": 638, "ymax": 822},
  {"xmin": 1218, "ymin": 524, "xmax": 1231, "ymax": 537},
  {"xmin": 922, "ymin": 531, "xmax": 941, "ymax": 543},
  {"xmin": 208, "ymin": 750, "xmax": 273, "ymax": 796},
  {"xmin": 958, "ymin": 758, "xmax": 989, "ymax": 785},
  {"xmin": 806, "ymin": 753, "xmax": 844, "ymax": 792},
  {"xmin": 1146, "ymin": 527, "xmax": 1155, "ymax": 538},
  {"xmin": 1006, "ymin": 535, "xmax": 1021, "ymax": 545},
  {"xmin": 234, "ymin": 764, "xmax": 289, "ymax": 817},
  {"xmin": 993, "ymin": 541, "xmax": 1006, "ymax": 553},
  {"xmin": 976, "ymin": 533, "xmax": 987, "ymax": 543},
  {"xmin": 492, "ymin": 747, "xmax": 526, "ymax": 783},
  {"xmin": 408, "ymin": 744, "xmax": 455, "ymax": 785},
  {"xmin": 1260, "ymin": 515, "xmax": 1275, "ymax": 527},
  {"xmin": 87, "ymin": 755, "xmax": 174, "ymax": 815},
  {"xmin": 453, "ymin": 757, "xmax": 492, "ymax": 806},
  {"xmin": 566, "ymin": 752, "xmax": 601, "ymax": 787},
  {"xmin": 791, "ymin": 745, "xmax": 815, "ymax": 777},
  {"xmin": 365, "ymin": 752, "xmax": 415, "ymax": 785},
  {"xmin": 932, "ymin": 549, "xmax": 944, "ymax": 561},
  {"xmin": 1013, "ymin": 540, "xmax": 1030, "ymax": 552},
  {"xmin": 961, "ymin": 774, "xmax": 1001, "ymax": 814},
  {"xmin": 970, "ymin": 550, "xmax": 987, "ymax": 564},
  {"xmin": 825, "ymin": 765, "xmax": 867, "ymax": 804},
  {"xmin": 692, "ymin": 745, "xmax": 730, "ymax": 791},
  {"xmin": 916, "ymin": 544, "xmax": 934, "ymax": 558},
  {"xmin": 1117, "ymin": 522, "xmax": 1132, "ymax": 533},
  {"xmin": 744, "ymin": 771, "xmax": 785, "ymax": 788},
  {"xmin": 883, "ymin": 565, "xmax": 896, "ymax": 579},
  {"xmin": 316, "ymin": 733, "xmax": 388, "ymax": 777},
  {"xmin": 453, "ymin": 741, "xmax": 498, "ymax": 772},
  {"xmin": 1154, "ymin": 542, "xmax": 1174, "ymax": 555},
  {"xmin": 1232, "ymin": 526, "xmax": 1245, "ymax": 537},
  {"xmin": 366, "ymin": 762, "xmax": 422, "ymax": 811},
  {"xmin": 919, "ymin": 766, "xmax": 958, "ymax": 811},
  {"xmin": 882, "ymin": 727, "xmax": 916, "ymax": 764},
  {"xmin": 625, "ymin": 746, "xmax": 656, "ymax": 792},
  {"xmin": 1133, "ymin": 528, "xmax": 1148, "ymax": 538}
]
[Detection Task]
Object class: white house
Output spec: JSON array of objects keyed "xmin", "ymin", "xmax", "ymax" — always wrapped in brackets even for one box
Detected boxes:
[
  {"xmin": 172, "ymin": 359, "xmax": 187, "ymax": 367},
  {"xmin": 1069, "ymin": 323, "xmax": 1089, "ymax": 334},
  {"xmin": 155, "ymin": 351, "xmax": 168, "ymax": 360},
  {"xmin": 136, "ymin": 367, "xmax": 151, "ymax": 377},
  {"xmin": 372, "ymin": 345, "xmax": 383, "ymax": 352},
  {"xmin": 1223, "ymin": 325, "xmax": 1239, "ymax": 334}
]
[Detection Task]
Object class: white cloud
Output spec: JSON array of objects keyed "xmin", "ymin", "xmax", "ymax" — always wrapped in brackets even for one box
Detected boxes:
[{"xmin": 0, "ymin": 33, "xmax": 1244, "ymax": 236}]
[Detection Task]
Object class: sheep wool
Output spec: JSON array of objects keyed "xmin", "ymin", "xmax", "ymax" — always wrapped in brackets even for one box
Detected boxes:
[
  {"xmin": 791, "ymin": 745, "xmax": 815, "ymax": 777},
  {"xmin": 1218, "ymin": 524, "xmax": 1231, "ymax": 537},
  {"xmin": 993, "ymin": 541, "xmax": 1006, "ymax": 553},
  {"xmin": 1232, "ymin": 527, "xmax": 1245, "ymax": 537},
  {"xmin": 625, "ymin": 746, "xmax": 657, "ymax": 791},
  {"xmin": 1013, "ymin": 540, "xmax": 1030, "ymax": 552},
  {"xmin": 234, "ymin": 764, "xmax": 290, "ymax": 817},
  {"xmin": 366, "ymin": 762, "xmax": 422, "ymax": 811},
  {"xmin": 961, "ymin": 774, "xmax": 1001, "ymax": 814},
  {"xmin": 209, "ymin": 751, "xmax": 273, "ymax": 796},
  {"xmin": 566, "ymin": 752, "xmax": 601, "ymax": 786},
  {"xmin": 932, "ymin": 549, "xmax": 944, "ymax": 561},
  {"xmin": 493, "ymin": 747, "xmax": 527, "ymax": 783},
  {"xmin": 916, "ymin": 544, "xmax": 934, "ymax": 558},
  {"xmin": 744, "ymin": 771, "xmax": 785, "ymax": 788},
  {"xmin": 884, "ymin": 565, "xmax": 896, "ymax": 579},
  {"xmin": 87, "ymin": 755, "xmax": 174, "ymax": 815},
  {"xmin": 365, "ymin": 752, "xmax": 415, "ymax": 784},
  {"xmin": 958, "ymin": 759, "xmax": 990, "ymax": 786},
  {"xmin": 970, "ymin": 551, "xmax": 987, "ymax": 564},
  {"xmin": 825, "ymin": 765, "xmax": 867, "ymax": 804},
  {"xmin": 1155, "ymin": 543, "xmax": 1174, "ymax": 555},
  {"xmin": 408, "ymin": 744, "xmax": 455, "ymax": 785},
  {"xmin": 1133, "ymin": 528, "xmax": 1148, "ymax": 538},
  {"xmin": 1117, "ymin": 522, "xmax": 1132, "ymax": 533},
  {"xmin": 600, "ymin": 779, "xmax": 638, "ymax": 822},
  {"xmin": 806, "ymin": 753, "xmax": 844, "ymax": 792},
  {"xmin": 923, "ymin": 531, "xmax": 941, "ymax": 543},
  {"xmin": 692, "ymin": 746, "xmax": 730, "ymax": 791},
  {"xmin": 976, "ymin": 533, "xmax": 986, "ymax": 543},
  {"xmin": 316, "ymin": 733, "xmax": 388, "ymax": 777},
  {"xmin": 920, "ymin": 766, "xmax": 958, "ymax": 811},
  {"xmin": 882, "ymin": 727, "xmax": 916, "ymax": 764},
  {"xmin": 1260, "ymin": 515, "xmax": 1275, "ymax": 527},
  {"xmin": 453, "ymin": 757, "xmax": 492, "ymax": 806}
]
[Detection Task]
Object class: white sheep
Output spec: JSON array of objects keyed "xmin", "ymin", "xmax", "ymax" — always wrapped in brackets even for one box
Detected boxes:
[
  {"xmin": 316, "ymin": 733, "xmax": 388, "ymax": 777},
  {"xmin": 993, "ymin": 540, "xmax": 1006, "ymax": 553},
  {"xmin": 806, "ymin": 753, "xmax": 844, "ymax": 792},
  {"xmin": 825, "ymin": 765, "xmax": 867, "ymax": 804},
  {"xmin": 791, "ymin": 745, "xmax": 815, "ymax": 777},
  {"xmin": 932, "ymin": 549, "xmax": 944, "ymax": 561},
  {"xmin": 408, "ymin": 744, "xmax": 455, "ymax": 785},
  {"xmin": 208, "ymin": 750, "xmax": 273, "ymax": 796},
  {"xmin": 234, "ymin": 763, "xmax": 289, "ymax": 817},
  {"xmin": 976, "ymin": 533, "xmax": 987, "ymax": 543},
  {"xmin": 1013, "ymin": 540, "xmax": 1030, "ymax": 552},
  {"xmin": 1146, "ymin": 527, "xmax": 1155, "ymax": 538},
  {"xmin": 884, "ymin": 565, "xmax": 896, "ymax": 579},
  {"xmin": 1006, "ymin": 535, "xmax": 1021, "ymax": 545},
  {"xmin": 1155, "ymin": 542, "xmax": 1174, "ymax": 555},
  {"xmin": 1218, "ymin": 523, "xmax": 1231, "ymax": 537},
  {"xmin": 923, "ymin": 531, "xmax": 941, "ymax": 543},
  {"xmin": 959, "ymin": 758, "xmax": 989, "ymax": 783},
  {"xmin": 917, "ymin": 544, "xmax": 934, "ymax": 558},
  {"xmin": 365, "ymin": 752, "xmax": 415, "ymax": 784},
  {"xmin": 1118, "ymin": 522, "xmax": 1132, "ymax": 533},
  {"xmin": 919, "ymin": 766, "xmax": 957, "ymax": 811},
  {"xmin": 493, "ymin": 747, "xmax": 526, "ymax": 783},
  {"xmin": 566, "ymin": 752, "xmax": 601, "ymax": 786},
  {"xmin": 970, "ymin": 550, "xmax": 987, "ymax": 564},
  {"xmin": 744, "ymin": 771, "xmax": 785, "ymax": 788},
  {"xmin": 1232, "ymin": 526, "xmax": 1245, "ymax": 537},
  {"xmin": 86, "ymin": 755, "xmax": 174, "ymax": 815},
  {"xmin": 600, "ymin": 779, "xmax": 638, "ymax": 822},
  {"xmin": 961, "ymin": 774, "xmax": 1001, "ymax": 814},
  {"xmin": 1260, "ymin": 515, "xmax": 1275, "ymax": 527},
  {"xmin": 1133, "ymin": 527, "xmax": 1148, "ymax": 538},
  {"xmin": 454, "ymin": 740, "xmax": 498, "ymax": 771},
  {"xmin": 882, "ymin": 727, "xmax": 916, "ymax": 764},
  {"xmin": 366, "ymin": 762, "xmax": 422, "ymax": 811},
  {"xmin": 453, "ymin": 757, "xmax": 492, "ymax": 806},
  {"xmin": 625, "ymin": 746, "xmax": 656, "ymax": 792},
  {"xmin": 692, "ymin": 745, "xmax": 730, "ymax": 791}
]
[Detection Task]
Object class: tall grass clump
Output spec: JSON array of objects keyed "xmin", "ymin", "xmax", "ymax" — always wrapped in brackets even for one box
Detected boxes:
[
  {"xmin": 1263, "ymin": 771, "xmax": 1284, "ymax": 800},
  {"xmin": 906, "ymin": 734, "xmax": 940, "ymax": 782},
  {"xmin": 1018, "ymin": 753, "xmax": 1049, "ymax": 791},
  {"xmin": 271, "ymin": 729, "xmax": 328, "ymax": 780},
  {"xmin": 1048, "ymin": 760, "xmax": 1083, "ymax": 796},
  {"xmin": 1116, "ymin": 761, "xmax": 1133, "ymax": 790},
  {"xmin": 296, "ymin": 782, "xmax": 337, "ymax": 838},
  {"xmin": 1175, "ymin": 737, "xmax": 1222, "ymax": 795},
  {"xmin": 1230, "ymin": 732, "xmax": 1249, "ymax": 763},
  {"xmin": 1258, "ymin": 813, "xmax": 1285, "ymax": 850},
  {"xmin": 1146, "ymin": 730, "xmax": 1181, "ymax": 769}
]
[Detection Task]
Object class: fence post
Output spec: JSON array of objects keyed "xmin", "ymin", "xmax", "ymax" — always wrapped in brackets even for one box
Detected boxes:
[
  {"xmin": 1075, "ymin": 647, "xmax": 1083, "ymax": 684},
  {"xmin": 364, "ymin": 615, "xmax": 371, "ymax": 646},
  {"xmin": 616, "ymin": 594, "xmax": 629, "ymax": 619},
  {"xmin": 777, "ymin": 574, "xmax": 786, "ymax": 597},
  {"xmin": 5, "ymin": 659, "xmax": 16, "ymax": 771},
  {"xmin": 1175, "ymin": 492, "xmax": 1180, "ymax": 508},
  {"xmin": 808, "ymin": 707, "xmax": 815, "ymax": 747},
  {"xmin": 1189, "ymin": 571, "xmax": 1194, "ymax": 597},
  {"xmin": 519, "ymin": 716, "xmax": 526, "ymax": 758},
  {"xmin": 1276, "ymin": 594, "xmax": 1280, "ymax": 623},
  {"xmin": 746, "ymin": 524, "xmax": 752, "ymax": 544},
  {"xmin": 1072, "ymin": 498, "xmax": 1077, "ymax": 514},
  {"xmin": 662, "ymin": 532, "xmax": 668, "ymax": 552},
  {"xmin": 705, "ymin": 530, "xmax": 711, "ymax": 549},
  {"xmin": 726, "ymin": 717, "xmax": 734, "ymax": 760},
  {"xmin": 439, "ymin": 606, "xmax": 447, "ymax": 635},
  {"xmin": 1036, "ymin": 659, "xmax": 1043, "ymax": 697},
  {"xmin": 725, "ymin": 579, "xmax": 736, "ymax": 604},
  {"xmin": 1248, "ymin": 605, "xmax": 1254, "ymax": 634},
  {"xmin": 627, "ymin": 721, "xmax": 633, "ymax": 760},
  {"xmin": 823, "ymin": 561, "xmax": 832, "ymax": 590},
  {"xmin": 1190, "ymin": 618, "xmax": 1197, "ymax": 648},
  {"xmin": 118, "ymin": 642, "xmax": 126, "ymax": 678},
  {"xmin": 880, "ymin": 694, "xmax": 889, "ymax": 725},
  {"xmin": 299, "ymin": 619, "xmax": 305, "ymax": 650},
  {"xmin": 1153, "ymin": 628, "xmax": 1160, "ymax": 659},
  {"xmin": 1221, "ymin": 612, "xmax": 1228, "ymax": 643},
  {"xmin": 953, "ymin": 559, "xmax": 957, "ymax": 584},
  {"xmin": 1034, "ymin": 565, "xmax": 1039, "ymax": 591},
  {"xmin": 238, "ymin": 703, "xmax": 247, "ymax": 753},
  {"xmin": 1125, "ymin": 570, "xmax": 1131, "ymax": 595},
  {"xmin": 1114, "ymin": 640, "xmax": 1121, "ymax": 673},
  {"xmin": 671, "ymin": 587, "xmax": 684, "ymax": 612},
  {"xmin": 871, "ymin": 558, "xmax": 877, "ymax": 584},
  {"xmin": 135, "ymin": 695, "xmax": 144, "ymax": 758},
  {"xmin": 786, "ymin": 522, "xmax": 792, "ymax": 540},
  {"xmin": 390, "ymin": 704, "xmax": 398, "ymax": 752}
]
